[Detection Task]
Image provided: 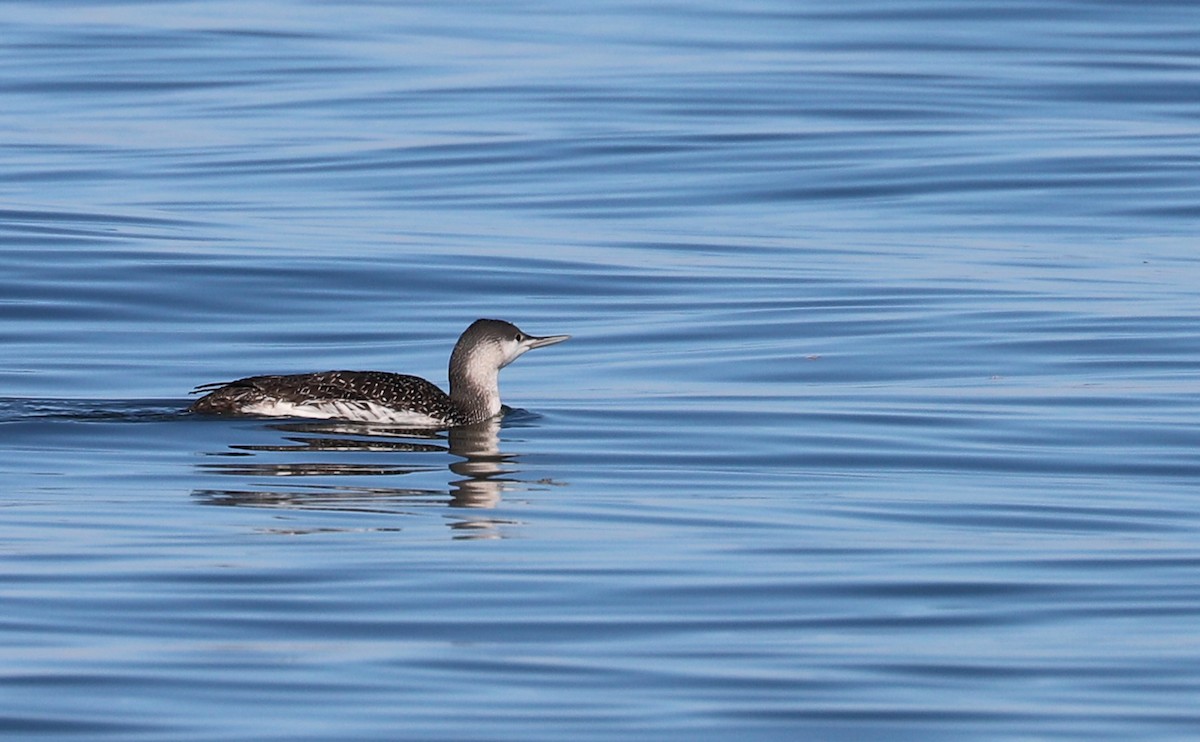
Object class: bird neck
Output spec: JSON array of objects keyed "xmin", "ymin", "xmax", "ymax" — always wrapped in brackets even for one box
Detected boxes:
[{"xmin": 449, "ymin": 351, "xmax": 502, "ymax": 423}]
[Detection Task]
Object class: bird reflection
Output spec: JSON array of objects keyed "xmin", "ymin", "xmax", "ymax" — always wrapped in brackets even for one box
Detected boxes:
[{"xmin": 193, "ymin": 415, "xmax": 559, "ymax": 536}]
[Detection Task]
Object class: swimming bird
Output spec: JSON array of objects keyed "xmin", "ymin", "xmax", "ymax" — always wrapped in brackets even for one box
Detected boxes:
[{"xmin": 188, "ymin": 319, "xmax": 569, "ymax": 427}]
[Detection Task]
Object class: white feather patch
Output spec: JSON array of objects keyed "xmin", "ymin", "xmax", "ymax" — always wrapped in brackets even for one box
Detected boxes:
[{"xmin": 240, "ymin": 399, "xmax": 447, "ymax": 427}]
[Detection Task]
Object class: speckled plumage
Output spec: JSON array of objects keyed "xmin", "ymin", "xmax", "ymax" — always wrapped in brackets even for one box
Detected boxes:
[
  {"xmin": 188, "ymin": 319, "xmax": 569, "ymax": 427},
  {"xmin": 189, "ymin": 370, "xmax": 468, "ymax": 425}
]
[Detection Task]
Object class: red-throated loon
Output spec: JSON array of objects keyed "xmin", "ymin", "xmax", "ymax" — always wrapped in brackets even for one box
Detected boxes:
[{"xmin": 188, "ymin": 319, "xmax": 569, "ymax": 427}]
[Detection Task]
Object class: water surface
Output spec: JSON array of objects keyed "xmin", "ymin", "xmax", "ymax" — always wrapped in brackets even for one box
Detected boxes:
[{"xmin": 3, "ymin": 1, "xmax": 1200, "ymax": 739}]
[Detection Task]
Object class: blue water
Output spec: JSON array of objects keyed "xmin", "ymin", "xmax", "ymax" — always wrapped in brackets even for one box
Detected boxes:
[{"xmin": 3, "ymin": 1, "xmax": 1200, "ymax": 739}]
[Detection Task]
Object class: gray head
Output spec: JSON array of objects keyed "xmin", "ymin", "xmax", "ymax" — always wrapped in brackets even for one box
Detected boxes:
[{"xmin": 448, "ymin": 320, "xmax": 570, "ymax": 414}]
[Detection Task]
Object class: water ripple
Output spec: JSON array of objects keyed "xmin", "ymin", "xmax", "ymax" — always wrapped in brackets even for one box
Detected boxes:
[{"xmin": 3, "ymin": 0, "xmax": 1200, "ymax": 740}]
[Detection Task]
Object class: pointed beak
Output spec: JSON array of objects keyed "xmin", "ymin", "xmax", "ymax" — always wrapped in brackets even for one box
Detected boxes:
[{"xmin": 525, "ymin": 333, "xmax": 570, "ymax": 350}]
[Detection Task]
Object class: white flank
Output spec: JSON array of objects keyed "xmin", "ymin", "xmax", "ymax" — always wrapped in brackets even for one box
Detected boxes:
[{"xmin": 240, "ymin": 399, "xmax": 446, "ymax": 427}]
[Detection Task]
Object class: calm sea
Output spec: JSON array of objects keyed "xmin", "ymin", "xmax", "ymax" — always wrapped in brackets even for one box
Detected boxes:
[{"xmin": 3, "ymin": 1, "xmax": 1199, "ymax": 739}]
